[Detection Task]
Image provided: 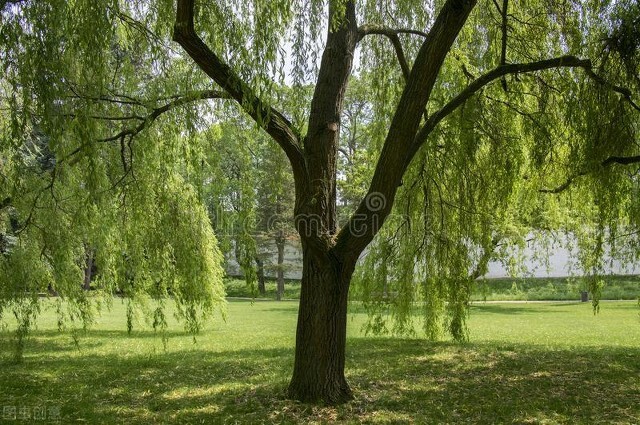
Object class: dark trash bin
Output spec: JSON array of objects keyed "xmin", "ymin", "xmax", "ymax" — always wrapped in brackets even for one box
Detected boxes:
[{"xmin": 580, "ymin": 291, "xmax": 589, "ymax": 302}]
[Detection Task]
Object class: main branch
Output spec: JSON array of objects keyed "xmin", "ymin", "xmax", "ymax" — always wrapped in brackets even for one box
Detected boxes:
[
  {"xmin": 334, "ymin": 0, "xmax": 478, "ymax": 260},
  {"xmin": 173, "ymin": 0, "xmax": 305, "ymax": 177},
  {"xmin": 299, "ymin": 0, "xmax": 359, "ymax": 240}
]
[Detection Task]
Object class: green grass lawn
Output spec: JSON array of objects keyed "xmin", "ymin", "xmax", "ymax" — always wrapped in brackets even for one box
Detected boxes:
[
  {"xmin": 1, "ymin": 300, "xmax": 639, "ymax": 424},
  {"xmin": 225, "ymin": 275, "xmax": 640, "ymax": 301},
  {"xmin": 471, "ymin": 275, "xmax": 640, "ymax": 301},
  {"xmin": 224, "ymin": 277, "xmax": 302, "ymax": 300}
]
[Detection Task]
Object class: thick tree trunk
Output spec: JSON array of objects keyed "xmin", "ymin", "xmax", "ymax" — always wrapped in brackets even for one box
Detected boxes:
[
  {"xmin": 276, "ymin": 230, "xmax": 285, "ymax": 301},
  {"xmin": 288, "ymin": 248, "xmax": 354, "ymax": 403}
]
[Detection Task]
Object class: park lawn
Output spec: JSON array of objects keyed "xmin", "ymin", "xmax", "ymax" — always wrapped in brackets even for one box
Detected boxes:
[
  {"xmin": 0, "ymin": 300, "xmax": 638, "ymax": 424},
  {"xmin": 470, "ymin": 275, "xmax": 640, "ymax": 301},
  {"xmin": 224, "ymin": 275, "xmax": 640, "ymax": 301}
]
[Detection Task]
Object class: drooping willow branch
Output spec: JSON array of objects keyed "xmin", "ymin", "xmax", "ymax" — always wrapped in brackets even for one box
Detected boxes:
[
  {"xmin": 6, "ymin": 89, "xmax": 233, "ymax": 234},
  {"xmin": 64, "ymin": 89, "xmax": 231, "ymax": 164},
  {"xmin": 540, "ymin": 155, "xmax": 640, "ymax": 194},
  {"xmin": 483, "ymin": 93, "xmax": 553, "ymax": 145},
  {"xmin": 111, "ymin": 7, "xmax": 179, "ymax": 55},
  {"xmin": 469, "ymin": 237, "xmax": 501, "ymax": 280},
  {"xmin": 98, "ymin": 90, "xmax": 229, "ymax": 143},
  {"xmin": 357, "ymin": 25, "xmax": 429, "ymax": 80},
  {"xmin": 411, "ymin": 55, "xmax": 640, "ymax": 158},
  {"xmin": 66, "ymin": 85, "xmax": 144, "ymax": 107},
  {"xmin": 582, "ymin": 68, "xmax": 640, "ymax": 112},
  {"xmin": 334, "ymin": 0, "xmax": 479, "ymax": 259}
]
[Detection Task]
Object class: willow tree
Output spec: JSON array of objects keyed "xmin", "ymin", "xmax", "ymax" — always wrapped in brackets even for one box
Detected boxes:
[{"xmin": 2, "ymin": 0, "xmax": 640, "ymax": 404}]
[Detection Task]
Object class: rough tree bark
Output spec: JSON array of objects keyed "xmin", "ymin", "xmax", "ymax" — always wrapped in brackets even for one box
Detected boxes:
[{"xmin": 287, "ymin": 247, "xmax": 357, "ymax": 403}]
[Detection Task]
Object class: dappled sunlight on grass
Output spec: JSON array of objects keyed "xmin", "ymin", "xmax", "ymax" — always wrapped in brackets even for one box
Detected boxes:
[
  {"xmin": 346, "ymin": 338, "xmax": 639, "ymax": 423},
  {"xmin": 0, "ymin": 300, "xmax": 639, "ymax": 423}
]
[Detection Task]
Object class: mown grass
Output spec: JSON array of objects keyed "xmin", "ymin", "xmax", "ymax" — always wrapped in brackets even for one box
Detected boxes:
[
  {"xmin": 224, "ymin": 277, "xmax": 302, "ymax": 300},
  {"xmin": 471, "ymin": 275, "xmax": 640, "ymax": 301},
  {"xmin": 1, "ymin": 300, "xmax": 639, "ymax": 423},
  {"xmin": 225, "ymin": 275, "xmax": 640, "ymax": 302}
]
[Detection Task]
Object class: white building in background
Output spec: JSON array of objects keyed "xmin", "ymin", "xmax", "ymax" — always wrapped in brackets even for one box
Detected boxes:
[
  {"xmin": 225, "ymin": 238, "xmax": 304, "ymax": 279},
  {"xmin": 485, "ymin": 242, "xmax": 640, "ymax": 278},
  {"xmin": 226, "ymin": 236, "xmax": 640, "ymax": 280}
]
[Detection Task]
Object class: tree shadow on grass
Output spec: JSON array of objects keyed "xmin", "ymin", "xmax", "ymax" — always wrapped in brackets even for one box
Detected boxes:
[
  {"xmin": 0, "ymin": 329, "xmax": 205, "ymax": 359},
  {"xmin": 0, "ymin": 332, "xmax": 638, "ymax": 424},
  {"xmin": 345, "ymin": 338, "xmax": 640, "ymax": 424}
]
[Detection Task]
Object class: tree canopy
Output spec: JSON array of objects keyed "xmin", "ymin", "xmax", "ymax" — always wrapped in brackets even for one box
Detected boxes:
[{"xmin": 1, "ymin": 0, "xmax": 639, "ymax": 403}]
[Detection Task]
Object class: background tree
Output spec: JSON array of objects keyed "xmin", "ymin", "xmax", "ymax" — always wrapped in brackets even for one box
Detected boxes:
[
  {"xmin": 201, "ymin": 117, "xmax": 297, "ymax": 299},
  {"xmin": 199, "ymin": 121, "xmax": 259, "ymax": 291},
  {"xmin": 336, "ymin": 77, "xmax": 376, "ymax": 223},
  {"xmin": 254, "ymin": 135, "xmax": 297, "ymax": 300},
  {"xmin": 1, "ymin": 0, "xmax": 639, "ymax": 405}
]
